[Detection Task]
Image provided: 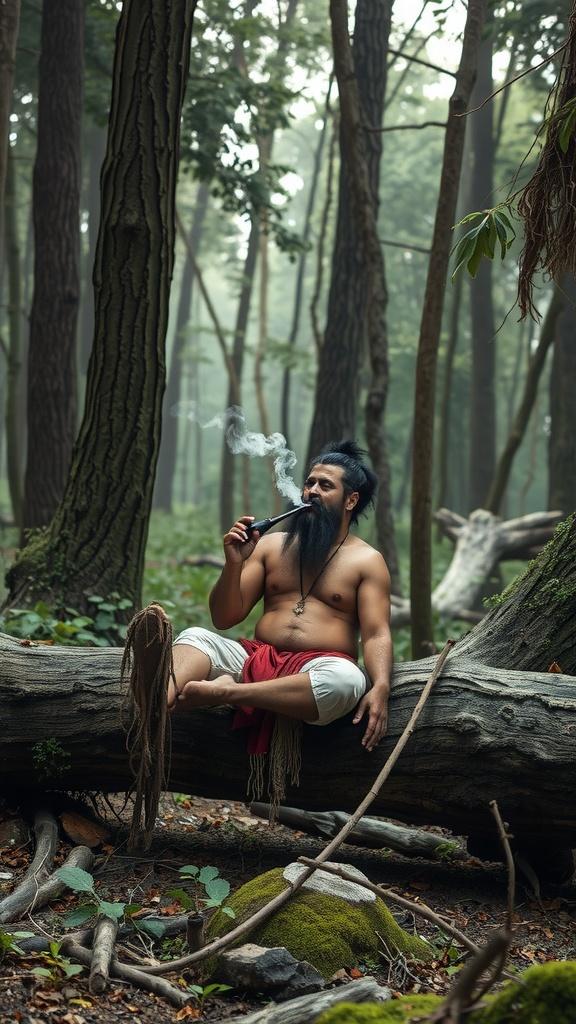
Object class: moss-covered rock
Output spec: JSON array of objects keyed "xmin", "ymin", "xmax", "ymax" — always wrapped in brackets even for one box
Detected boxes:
[
  {"xmin": 207, "ymin": 865, "xmax": 433, "ymax": 979},
  {"xmin": 478, "ymin": 960, "xmax": 576, "ymax": 1023},
  {"xmin": 314, "ymin": 995, "xmax": 442, "ymax": 1023},
  {"xmin": 314, "ymin": 961, "xmax": 576, "ymax": 1023}
]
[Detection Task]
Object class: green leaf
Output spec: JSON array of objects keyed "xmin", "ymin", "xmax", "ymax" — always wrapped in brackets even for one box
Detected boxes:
[
  {"xmin": 493, "ymin": 215, "xmax": 508, "ymax": 260},
  {"xmin": 187, "ymin": 984, "xmax": 205, "ymax": 996},
  {"xmin": 466, "ymin": 238, "xmax": 484, "ymax": 278},
  {"xmin": 221, "ymin": 906, "xmax": 236, "ymax": 919},
  {"xmin": 98, "ymin": 901, "xmax": 125, "ymax": 921},
  {"xmin": 124, "ymin": 903, "xmax": 142, "ymax": 917},
  {"xmin": 31, "ymin": 967, "xmax": 53, "ymax": 978},
  {"xmin": 55, "ymin": 866, "xmax": 95, "ymax": 894},
  {"xmin": 62, "ymin": 905, "xmax": 96, "ymax": 928},
  {"xmin": 179, "ymin": 864, "xmax": 199, "ymax": 878},
  {"xmin": 199, "ymin": 866, "xmax": 220, "ymax": 885},
  {"xmin": 202, "ymin": 983, "xmax": 233, "ymax": 996},
  {"xmin": 63, "ymin": 962, "xmax": 84, "ymax": 978},
  {"xmin": 204, "ymin": 878, "xmax": 230, "ymax": 903}
]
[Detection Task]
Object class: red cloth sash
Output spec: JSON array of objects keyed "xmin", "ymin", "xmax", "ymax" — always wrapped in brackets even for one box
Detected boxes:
[{"xmin": 231, "ymin": 639, "xmax": 355, "ymax": 755}]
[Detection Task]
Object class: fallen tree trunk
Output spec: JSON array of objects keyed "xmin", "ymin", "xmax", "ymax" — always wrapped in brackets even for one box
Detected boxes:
[
  {"xmin": 2, "ymin": 632, "xmax": 576, "ymax": 848},
  {"xmin": 392, "ymin": 508, "xmax": 563, "ymax": 626},
  {"xmin": 249, "ymin": 803, "xmax": 466, "ymax": 860}
]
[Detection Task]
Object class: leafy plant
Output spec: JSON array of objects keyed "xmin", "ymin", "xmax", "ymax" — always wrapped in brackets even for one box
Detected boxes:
[
  {"xmin": 55, "ymin": 865, "xmax": 132, "ymax": 928},
  {"xmin": 186, "ymin": 981, "xmax": 233, "ymax": 1007},
  {"xmin": 31, "ymin": 940, "xmax": 84, "ymax": 983},
  {"xmin": 32, "ymin": 738, "xmax": 71, "ymax": 780},
  {"xmin": 451, "ymin": 206, "xmax": 516, "ymax": 280},
  {"xmin": 1, "ymin": 592, "xmax": 133, "ymax": 647},
  {"xmin": 0, "ymin": 929, "xmax": 34, "ymax": 962},
  {"xmin": 166, "ymin": 864, "xmax": 236, "ymax": 919}
]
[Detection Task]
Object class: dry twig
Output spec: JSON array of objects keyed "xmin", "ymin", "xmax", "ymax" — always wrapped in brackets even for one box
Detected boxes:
[{"xmin": 62, "ymin": 939, "xmax": 191, "ymax": 1009}]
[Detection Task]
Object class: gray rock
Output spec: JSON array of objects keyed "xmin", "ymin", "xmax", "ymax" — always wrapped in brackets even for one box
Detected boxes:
[
  {"xmin": 282, "ymin": 861, "xmax": 375, "ymax": 904},
  {"xmin": 218, "ymin": 943, "xmax": 324, "ymax": 997},
  {"xmin": 274, "ymin": 961, "xmax": 326, "ymax": 1002}
]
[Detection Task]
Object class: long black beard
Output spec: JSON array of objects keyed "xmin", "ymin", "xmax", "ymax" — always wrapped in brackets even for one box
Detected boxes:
[{"xmin": 282, "ymin": 499, "xmax": 344, "ymax": 575}]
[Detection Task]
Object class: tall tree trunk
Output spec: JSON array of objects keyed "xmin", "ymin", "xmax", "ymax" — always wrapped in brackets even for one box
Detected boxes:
[
  {"xmin": 6, "ymin": 0, "xmax": 197, "ymax": 612},
  {"xmin": 219, "ymin": 216, "xmax": 259, "ymax": 531},
  {"xmin": 21, "ymin": 0, "xmax": 84, "ymax": 533},
  {"xmin": 0, "ymin": 0, "xmax": 20, "ymax": 285},
  {"xmin": 307, "ymin": 0, "xmax": 391, "ymax": 458},
  {"xmin": 468, "ymin": 24, "xmax": 496, "ymax": 512},
  {"xmin": 410, "ymin": 0, "xmax": 487, "ymax": 658},
  {"xmin": 4, "ymin": 150, "xmax": 23, "ymax": 526},
  {"xmin": 485, "ymin": 285, "xmax": 562, "ymax": 514},
  {"xmin": 79, "ymin": 124, "xmax": 106, "ymax": 378},
  {"xmin": 548, "ymin": 273, "xmax": 576, "ymax": 513},
  {"xmin": 154, "ymin": 181, "xmax": 210, "ymax": 512},
  {"xmin": 280, "ymin": 79, "xmax": 332, "ymax": 445}
]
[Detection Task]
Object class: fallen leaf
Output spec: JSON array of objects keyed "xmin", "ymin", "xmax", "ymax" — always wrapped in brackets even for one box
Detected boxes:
[
  {"xmin": 547, "ymin": 661, "xmax": 563, "ymax": 673},
  {"xmin": 59, "ymin": 812, "xmax": 111, "ymax": 848},
  {"xmin": 175, "ymin": 1007, "xmax": 201, "ymax": 1020},
  {"xmin": 349, "ymin": 967, "xmax": 363, "ymax": 979}
]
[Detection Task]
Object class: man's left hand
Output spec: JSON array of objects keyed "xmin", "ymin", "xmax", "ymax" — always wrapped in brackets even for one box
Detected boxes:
[{"xmin": 353, "ymin": 689, "xmax": 389, "ymax": 751}]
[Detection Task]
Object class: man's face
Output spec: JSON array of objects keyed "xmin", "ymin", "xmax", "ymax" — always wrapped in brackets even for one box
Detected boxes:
[
  {"xmin": 302, "ymin": 463, "xmax": 347, "ymax": 514},
  {"xmin": 282, "ymin": 464, "xmax": 357, "ymax": 573}
]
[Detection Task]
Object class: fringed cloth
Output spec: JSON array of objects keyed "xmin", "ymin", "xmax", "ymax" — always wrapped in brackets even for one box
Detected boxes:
[
  {"xmin": 122, "ymin": 604, "xmax": 175, "ymax": 852},
  {"xmin": 232, "ymin": 639, "xmax": 354, "ymax": 819}
]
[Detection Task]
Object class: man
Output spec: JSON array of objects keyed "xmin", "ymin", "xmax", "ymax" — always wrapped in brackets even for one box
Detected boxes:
[
  {"xmin": 125, "ymin": 440, "xmax": 392, "ymax": 847},
  {"xmin": 168, "ymin": 440, "xmax": 392, "ymax": 752}
]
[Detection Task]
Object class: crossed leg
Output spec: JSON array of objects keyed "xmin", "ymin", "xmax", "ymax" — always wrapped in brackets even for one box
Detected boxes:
[{"xmin": 169, "ymin": 644, "xmax": 319, "ymax": 722}]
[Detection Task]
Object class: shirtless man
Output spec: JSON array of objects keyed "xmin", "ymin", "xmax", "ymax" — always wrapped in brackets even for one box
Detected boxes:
[{"xmin": 168, "ymin": 440, "xmax": 392, "ymax": 751}]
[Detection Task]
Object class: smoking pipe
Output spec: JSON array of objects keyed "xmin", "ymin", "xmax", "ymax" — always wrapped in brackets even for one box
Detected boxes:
[{"xmin": 247, "ymin": 503, "xmax": 312, "ymax": 536}]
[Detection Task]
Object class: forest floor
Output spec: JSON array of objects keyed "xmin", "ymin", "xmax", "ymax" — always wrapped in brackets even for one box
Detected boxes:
[{"xmin": 2, "ymin": 794, "xmax": 576, "ymax": 1024}]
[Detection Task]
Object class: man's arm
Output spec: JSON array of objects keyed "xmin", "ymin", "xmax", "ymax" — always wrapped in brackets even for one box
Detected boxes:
[
  {"xmin": 353, "ymin": 551, "xmax": 393, "ymax": 751},
  {"xmin": 209, "ymin": 516, "xmax": 266, "ymax": 629}
]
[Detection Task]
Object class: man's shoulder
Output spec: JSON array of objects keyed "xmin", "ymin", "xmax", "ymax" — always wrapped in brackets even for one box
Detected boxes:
[{"xmin": 349, "ymin": 537, "xmax": 390, "ymax": 576}]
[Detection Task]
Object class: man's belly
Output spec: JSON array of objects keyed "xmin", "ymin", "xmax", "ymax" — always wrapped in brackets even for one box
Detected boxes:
[{"xmin": 254, "ymin": 602, "xmax": 358, "ymax": 658}]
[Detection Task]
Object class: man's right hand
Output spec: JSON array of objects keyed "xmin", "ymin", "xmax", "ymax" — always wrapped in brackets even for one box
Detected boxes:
[{"xmin": 223, "ymin": 516, "xmax": 260, "ymax": 565}]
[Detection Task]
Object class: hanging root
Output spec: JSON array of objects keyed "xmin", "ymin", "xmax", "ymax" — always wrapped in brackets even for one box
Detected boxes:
[
  {"xmin": 122, "ymin": 603, "xmax": 174, "ymax": 851},
  {"xmin": 517, "ymin": 7, "xmax": 576, "ymax": 319}
]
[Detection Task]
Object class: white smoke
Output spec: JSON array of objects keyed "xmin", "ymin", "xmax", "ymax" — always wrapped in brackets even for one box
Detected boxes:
[{"xmin": 173, "ymin": 403, "xmax": 303, "ymax": 506}]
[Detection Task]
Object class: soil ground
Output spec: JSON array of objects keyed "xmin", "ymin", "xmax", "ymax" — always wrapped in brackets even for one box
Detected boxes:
[{"xmin": 2, "ymin": 794, "xmax": 576, "ymax": 1024}]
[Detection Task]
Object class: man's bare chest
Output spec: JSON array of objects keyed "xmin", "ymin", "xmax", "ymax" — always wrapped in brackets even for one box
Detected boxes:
[{"xmin": 264, "ymin": 551, "xmax": 359, "ymax": 615}]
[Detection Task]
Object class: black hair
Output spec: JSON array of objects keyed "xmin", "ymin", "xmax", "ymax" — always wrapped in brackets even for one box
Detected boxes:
[{"xmin": 307, "ymin": 440, "xmax": 377, "ymax": 525}]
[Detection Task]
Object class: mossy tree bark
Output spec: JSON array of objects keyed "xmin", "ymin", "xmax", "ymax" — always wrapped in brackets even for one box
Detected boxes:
[
  {"xmin": 22, "ymin": 0, "xmax": 84, "ymax": 533},
  {"xmin": 6, "ymin": 0, "xmax": 197, "ymax": 612},
  {"xmin": 458, "ymin": 512, "xmax": 576, "ymax": 673}
]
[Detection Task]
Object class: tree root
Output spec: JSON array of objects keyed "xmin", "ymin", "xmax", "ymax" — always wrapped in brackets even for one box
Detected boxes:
[
  {"xmin": 89, "ymin": 914, "xmax": 119, "ymax": 995},
  {"xmin": 0, "ymin": 809, "xmax": 59, "ymax": 923},
  {"xmin": 61, "ymin": 939, "xmax": 192, "ymax": 1008}
]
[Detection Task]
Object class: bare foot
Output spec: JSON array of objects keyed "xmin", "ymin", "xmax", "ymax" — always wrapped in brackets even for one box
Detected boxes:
[{"xmin": 173, "ymin": 674, "xmax": 236, "ymax": 712}]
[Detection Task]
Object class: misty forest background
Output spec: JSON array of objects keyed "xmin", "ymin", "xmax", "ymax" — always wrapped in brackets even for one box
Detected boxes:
[{"xmin": 0, "ymin": 0, "xmax": 571, "ymax": 661}]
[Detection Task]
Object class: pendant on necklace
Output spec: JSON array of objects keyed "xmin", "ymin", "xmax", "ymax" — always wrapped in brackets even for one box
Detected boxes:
[{"xmin": 293, "ymin": 599, "xmax": 305, "ymax": 615}]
